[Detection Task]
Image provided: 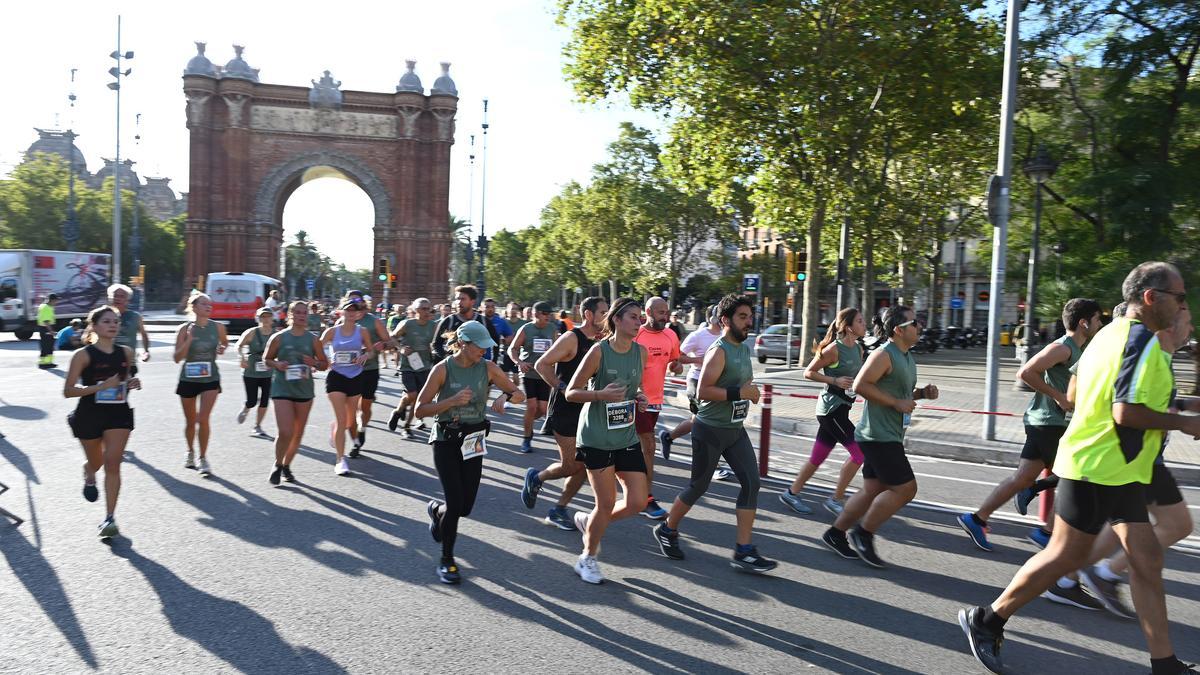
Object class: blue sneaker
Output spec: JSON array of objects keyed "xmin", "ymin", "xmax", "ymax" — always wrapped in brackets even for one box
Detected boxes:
[
  {"xmin": 1013, "ymin": 486, "xmax": 1036, "ymax": 516},
  {"xmin": 1027, "ymin": 527, "xmax": 1051, "ymax": 549},
  {"xmin": 519, "ymin": 438, "xmax": 533, "ymax": 453},
  {"xmin": 545, "ymin": 507, "xmax": 577, "ymax": 531},
  {"xmin": 778, "ymin": 489, "xmax": 813, "ymax": 515},
  {"xmin": 641, "ymin": 498, "xmax": 668, "ymax": 520},
  {"xmin": 956, "ymin": 513, "xmax": 993, "ymax": 552},
  {"xmin": 521, "ymin": 467, "xmax": 541, "ymax": 509}
]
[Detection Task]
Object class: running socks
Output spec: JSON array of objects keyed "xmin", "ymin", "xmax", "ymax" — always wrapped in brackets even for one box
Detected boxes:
[
  {"xmin": 969, "ymin": 513, "xmax": 988, "ymax": 528},
  {"xmin": 1151, "ymin": 656, "xmax": 1188, "ymax": 675},
  {"xmin": 735, "ymin": 543, "xmax": 755, "ymax": 555},
  {"xmin": 853, "ymin": 524, "xmax": 874, "ymax": 539},
  {"xmin": 1097, "ymin": 560, "xmax": 1122, "ymax": 582}
]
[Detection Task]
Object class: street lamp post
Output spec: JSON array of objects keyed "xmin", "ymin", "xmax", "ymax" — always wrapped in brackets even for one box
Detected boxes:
[
  {"xmin": 1014, "ymin": 145, "xmax": 1057, "ymax": 390},
  {"xmin": 63, "ymin": 70, "xmax": 80, "ymax": 250},
  {"xmin": 106, "ymin": 15, "xmax": 133, "ymax": 283},
  {"xmin": 476, "ymin": 99, "xmax": 489, "ymax": 296}
]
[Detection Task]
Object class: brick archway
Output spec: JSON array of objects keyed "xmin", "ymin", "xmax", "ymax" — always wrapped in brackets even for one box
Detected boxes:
[{"xmin": 182, "ymin": 55, "xmax": 456, "ymax": 301}]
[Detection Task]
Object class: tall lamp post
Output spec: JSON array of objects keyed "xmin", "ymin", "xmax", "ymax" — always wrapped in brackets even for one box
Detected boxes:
[
  {"xmin": 476, "ymin": 99, "xmax": 489, "ymax": 296},
  {"xmin": 63, "ymin": 70, "xmax": 80, "ymax": 250},
  {"xmin": 106, "ymin": 15, "xmax": 133, "ymax": 282},
  {"xmin": 1014, "ymin": 145, "xmax": 1057, "ymax": 390}
]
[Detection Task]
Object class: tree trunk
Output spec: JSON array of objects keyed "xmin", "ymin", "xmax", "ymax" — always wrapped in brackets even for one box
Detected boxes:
[
  {"xmin": 862, "ymin": 225, "xmax": 875, "ymax": 323},
  {"xmin": 800, "ymin": 198, "xmax": 826, "ymax": 358},
  {"xmin": 609, "ymin": 279, "xmax": 617, "ymax": 303}
]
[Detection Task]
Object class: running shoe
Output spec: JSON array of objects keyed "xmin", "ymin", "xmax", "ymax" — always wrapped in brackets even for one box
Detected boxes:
[
  {"xmin": 823, "ymin": 497, "xmax": 845, "ymax": 515},
  {"xmin": 335, "ymin": 458, "xmax": 350, "ymax": 476},
  {"xmin": 348, "ymin": 446, "xmax": 360, "ymax": 459},
  {"xmin": 1027, "ymin": 527, "xmax": 1051, "ymax": 549},
  {"xmin": 641, "ymin": 498, "xmax": 668, "ymax": 520},
  {"xmin": 958, "ymin": 607, "xmax": 1005, "ymax": 674},
  {"xmin": 388, "ymin": 409, "xmax": 402, "ymax": 432},
  {"xmin": 98, "ymin": 516, "xmax": 119, "ymax": 539},
  {"xmin": 252, "ymin": 426, "xmax": 269, "ymax": 438},
  {"xmin": 1013, "ymin": 486, "xmax": 1036, "ymax": 516},
  {"xmin": 779, "ymin": 490, "xmax": 813, "ymax": 515},
  {"xmin": 184, "ymin": 451, "xmax": 196, "ymax": 470},
  {"xmin": 437, "ymin": 559, "xmax": 461, "ymax": 585},
  {"xmin": 714, "ymin": 468, "xmax": 735, "ymax": 481},
  {"xmin": 281, "ymin": 465, "xmax": 296, "ymax": 483},
  {"xmin": 519, "ymin": 438, "xmax": 533, "ymax": 454},
  {"xmin": 82, "ymin": 464, "xmax": 98, "ymax": 502},
  {"xmin": 269, "ymin": 465, "xmax": 282, "ymax": 486},
  {"xmin": 821, "ymin": 528, "xmax": 859, "ymax": 560},
  {"xmin": 731, "ymin": 546, "xmax": 778, "ymax": 574},
  {"xmin": 659, "ymin": 430, "xmax": 672, "ymax": 461},
  {"xmin": 653, "ymin": 522, "xmax": 685, "ymax": 560},
  {"xmin": 416, "ymin": 421, "xmax": 429, "ymax": 431},
  {"xmin": 402, "ymin": 427, "xmax": 414, "ymax": 440},
  {"xmin": 848, "ymin": 528, "xmax": 886, "ymax": 568},
  {"xmin": 197, "ymin": 457, "xmax": 211, "ymax": 476},
  {"xmin": 956, "ymin": 513, "xmax": 993, "ymax": 552},
  {"xmin": 545, "ymin": 507, "xmax": 576, "ymax": 531},
  {"xmin": 357, "ymin": 430, "xmax": 366, "ymax": 448},
  {"xmin": 521, "ymin": 467, "xmax": 542, "ymax": 509},
  {"xmin": 575, "ymin": 554, "xmax": 604, "ymax": 584},
  {"xmin": 427, "ymin": 500, "xmax": 443, "ymax": 543},
  {"xmin": 1041, "ymin": 582, "xmax": 1102, "ymax": 610},
  {"xmin": 1079, "ymin": 566, "xmax": 1136, "ymax": 619},
  {"xmin": 237, "ymin": 407, "xmax": 249, "ymax": 424}
]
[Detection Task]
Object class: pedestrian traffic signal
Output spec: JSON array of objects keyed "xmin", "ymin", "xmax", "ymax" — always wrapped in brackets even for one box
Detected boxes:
[{"xmin": 377, "ymin": 258, "xmax": 390, "ymax": 282}]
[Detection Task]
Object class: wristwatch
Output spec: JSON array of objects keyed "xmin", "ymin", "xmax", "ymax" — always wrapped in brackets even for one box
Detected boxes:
[{"xmin": 556, "ymin": 381, "xmax": 567, "ymax": 392}]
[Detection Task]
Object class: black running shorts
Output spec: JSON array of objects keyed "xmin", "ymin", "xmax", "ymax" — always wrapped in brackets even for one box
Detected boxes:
[
  {"xmin": 858, "ymin": 440, "xmax": 915, "ymax": 486},
  {"xmin": 401, "ymin": 369, "xmax": 430, "ymax": 394},
  {"xmin": 1145, "ymin": 464, "xmax": 1183, "ymax": 507},
  {"xmin": 548, "ymin": 404, "xmax": 582, "ymax": 437},
  {"xmin": 523, "ymin": 376, "xmax": 551, "ymax": 401},
  {"xmin": 359, "ymin": 368, "xmax": 380, "ymax": 400},
  {"xmin": 176, "ymin": 380, "xmax": 221, "ymax": 398},
  {"xmin": 325, "ymin": 370, "xmax": 364, "ymax": 397},
  {"xmin": 576, "ymin": 444, "xmax": 647, "ymax": 472},
  {"xmin": 1020, "ymin": 424, "xmax": 1066, "ymax": 467},
  {"xmin": 1056, "ymin": 478, "xmax": 1149, "ymax": 535},
  {"xmin": 68, "ymin": 406, "xmax": 134, "ymax": 440}
]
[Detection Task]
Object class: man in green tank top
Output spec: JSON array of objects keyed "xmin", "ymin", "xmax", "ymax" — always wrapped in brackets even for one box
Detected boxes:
[
  {"xmin": 109, "ymin": 284, "xmax": 150, "ymax": 362},
  {"xmin": 388, "ymin": 298, "xmax": 437, "ymax": 437},
  {"xmin": 824, "ymin": 305, "xmax": 939, "ymax": 569},
  {"xmin": 651, "ymin": 295, "xmax": 778, "ymax": 574},
  {"xmin": 956, "ymin": 299, "xmax": 1102, "ymax": 556},
  {"xmin": 507, "ymin": 301, "xmax": 560, "ymax": 453}
]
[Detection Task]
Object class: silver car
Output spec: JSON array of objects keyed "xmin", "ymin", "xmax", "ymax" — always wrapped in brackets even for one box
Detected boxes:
[{"xmin": 753, "ymin": 323, "xmax": 827, "ymax": 364}]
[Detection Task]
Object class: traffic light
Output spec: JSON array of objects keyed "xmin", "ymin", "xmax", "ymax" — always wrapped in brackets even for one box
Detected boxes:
[
  {"xmin": 388, "ymin": 273, "xmax": 397, "ymax": 289},
  {"xmin": 786, "ymin": 250, "xmax": 796, "ymax": 281},
  {"xmin": 785, "ymin": 250, "xmax": 807, "ymax": 282},
  {"xmin": 796, "ymin": 253, "xmax": 807, "ymax": 282},
  {"xmin": 376, "ymin": 258, "xmax": 390, "ymax": 282}
]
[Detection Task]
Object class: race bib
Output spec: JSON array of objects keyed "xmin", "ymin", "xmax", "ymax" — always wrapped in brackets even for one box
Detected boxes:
[
  {"xmin": 606, "ymin": 400, "xmax": 635, "ymax": 430},
  {"xmin": 460, "ymin": 430, "xmax": 488, "ymax": 460},
  {"xmin": 333, "ymin": 351, "xmax": 355, "ymax": 365},
  {"xmin": 902, "ymin": 412, "xmax": 912, "ymax": 428},
  {"xmin": 254, "ymin": 361, "xmax": 268, "ymax": 372},
  {"xmin": 407, "ymin": 352, "xmax": 425, "ymax": 370},
  {"xmin": 531, "ymin": 338, "xmax": 552, "ymax": 353},
  {"xmin": 184, "ymin": 361, "xmax": 212, "ymax": 378},
  {"xmin": 730, "ymin": 399, "xmax": 750, "ymax": 423},
  {"xmin": 286, "ymin": 364, "xmax": 309, "ymax": 381},
  {"xmin": 95, "ymin": 383, "xmax": 127, "ymax": 404}
]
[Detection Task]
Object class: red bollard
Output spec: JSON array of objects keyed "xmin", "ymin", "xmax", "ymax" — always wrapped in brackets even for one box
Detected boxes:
[
  {"xmin": 1038, "ymin": 468, "xmax": 1054, "ymax": 524},
  {"xmin": 759, "ymin": 384, "xmax": 772, "ymax": 478}
]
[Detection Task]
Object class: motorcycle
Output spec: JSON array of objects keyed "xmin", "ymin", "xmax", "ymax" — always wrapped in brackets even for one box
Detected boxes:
[{"xmin": 912, "ymin": 327, "xmax": 940, "ymax": 354}]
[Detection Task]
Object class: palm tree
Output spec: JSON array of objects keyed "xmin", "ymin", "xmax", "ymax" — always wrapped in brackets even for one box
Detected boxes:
[{"xmin": 448, "ymin": 214, "xmax": 474, "ymax": 287}]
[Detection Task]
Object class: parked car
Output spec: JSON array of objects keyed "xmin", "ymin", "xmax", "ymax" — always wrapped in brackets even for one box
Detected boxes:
[{"xmin": 753, "ymin": 323, "xmax": 828, "ymax": 364}]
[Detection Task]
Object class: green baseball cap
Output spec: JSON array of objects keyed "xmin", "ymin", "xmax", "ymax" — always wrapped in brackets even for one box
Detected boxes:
[{"xmin": 457, "ymin": 321, "xmax": 497, "ymax": 349}]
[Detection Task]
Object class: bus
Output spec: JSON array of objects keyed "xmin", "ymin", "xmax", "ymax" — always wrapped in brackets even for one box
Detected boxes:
[{"xmin": 205, "ymin": 272, "xmax": 282, "ymax": 327}]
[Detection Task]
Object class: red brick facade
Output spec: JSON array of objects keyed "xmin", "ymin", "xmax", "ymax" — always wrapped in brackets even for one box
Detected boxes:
[{"xmin": 182, "ymin": 73, "xmax": 455, "ymax": 301}]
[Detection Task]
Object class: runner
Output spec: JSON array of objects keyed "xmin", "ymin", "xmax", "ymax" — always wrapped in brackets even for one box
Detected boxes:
[
  {"xmin": 343, "ymin": 289, "xmax": 394, "ymax": 455},
  {"xmin": 634, "ymin": 296, "xmax": 683, "ymax": 519},
  {"xmin": 507, "ymin": 301, "xmax": 560, "ymax": 453},
  {"xmin": 781, "ymin": 307, "xmax": 868, "ymax": 516},
  {"xmin": 658, "ymin": 305, "xmax": 719, "ymax": 461},
  {"xmin": 822, "ymin": 305, "xmax": 939, "ymax": 568},
  {"xmin": 173, "ymin": 292, "xmax": 228, "ymax": 477},
  {"xmin": 388, "ymin": 298, "xmax": 436, "ymax": 438},
  {"xmin": 264, "ymin": 301, "xmax": 327, "ymax": 485},
  {"xmin": 502, "ymin": 302, "xmax": 528, "ymax": 385},
  {"xmin": 959, "ymin": 262, "xmax": 1199, "ymax": 675},
  {"xmin": 651, "ymin": 294, "xmax": 778, "ymax": 573},
  {"xmin": 321, "ymin": 298, "xmax": 375, "ymax": 476},
  {"xmin": 956, "ymin": 298, "xmax": 1102, "ymax": 552},
  {"xmin": 264, "ymin": 289, "xmax": 283, "ymax": 327},
  {"xmin": 235, "ymin": 307, "xmax": 276, "ymax": 438},
  {"xmin": 521, "ymin": 295, "xmax": 608, "ymax": 529},
  {"xmin": 36, "ymin": 293, "xmax": 58, "ymax": 369},
  {"xmin": 430, "ymin": 286, "xmax": 498, "ymax": 362},
  {"xmin": 483, "ymin": 298, "xmax": 514, "ymax": 365},
  {"xmin": 109, "ymin": 284, "xmax": 151, "ymax": 362},
  {"xmin": 415, "ymin": 321, "xmax": 525, "ymax": 584},
  {"xmin": 307, "ymin": 301, "xmax": 325, "ymax": 334},
  {"xmin": 64, "ymin": 305, "xmax": 142, "ymax": 538},
  {"xmin": 564, "ymin": 297, "xmax": 650, "ymax": 584}
]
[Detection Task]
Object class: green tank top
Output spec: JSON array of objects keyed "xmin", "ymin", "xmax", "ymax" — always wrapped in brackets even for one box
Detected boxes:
[
  {"xmin": 242, "ymin": 327, "xmax": 273, "ymax": 379},
  {"xmin": 855, "ymin": 341, "xmax": 916, "ymax": 444},
  {"xmin": 518, "ymin": 322, "xmax": 559, "ymax": 381},
  {"xmin": 577, "ymin": 340, "xmax": 644, "ymax": 450},
  {"xmin": 271, "ymin": 330, "xmax": 316, "ymax": 400},
  {"xmin": 357, "ymin": 313, "xmax": 381, "ymax": 370},
  {"xmin": 430, "ymin": 355, "xmax": 490, "ymax": 442},
  {"xmin": 816, "ymin": 340, "xmax": 864, "ymax": 416},
  {"xmin": 179, "ymin": 320, "xmax": 220, "ymax": 383},
  {"xmin": 1024, "ymin": 335, "xmax": 1082, "ymax": 427},
  {"xmin": 307, "ymin": 314, "xmax": 324, "ymax": 333},
  {"xmin": 398, "ymin": 318, "xmax": 436, "ymax": 372},
  {"xmin": 116, "ymin": 310, "xmax": 141, "ymax": 350},
  {"xmin": 696, "ymin": 337, "xmax": 755, "ymax": 429}
]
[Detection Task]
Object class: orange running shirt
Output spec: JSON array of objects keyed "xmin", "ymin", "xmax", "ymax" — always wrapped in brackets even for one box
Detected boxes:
[{"xmin": 635, "ymin": 325, "xmax": 681, "ymax": 405}]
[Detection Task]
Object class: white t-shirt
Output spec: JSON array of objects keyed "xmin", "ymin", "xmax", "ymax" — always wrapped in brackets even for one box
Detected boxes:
[{"xmin": 680, "ymin": 326, "xmax": 722, "ymax": 381}]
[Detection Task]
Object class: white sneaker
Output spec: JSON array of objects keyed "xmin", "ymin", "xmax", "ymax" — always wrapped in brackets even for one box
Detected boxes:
[
  {"xmin": 197, "ymin": 457, "xmax": 211, "ymax": 475},
  {"xmin": 237, "ymin": 408, "xmax": 248, "ymax": 424},
  {"xmin": 335, "ymin": 458, "xmax": 350, "ymax": 476},
  {"xmin": 574, "ymin": 554, "xmax": 604, "ymax": 584},
  {"xmin": 184, "ymin": 451, "xmax": 196, "ymax": 469}
]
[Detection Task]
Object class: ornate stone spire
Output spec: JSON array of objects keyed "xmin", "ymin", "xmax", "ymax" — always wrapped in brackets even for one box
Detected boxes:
[
  {"xmin": 431, "ymin": 62, "xmax": 457, "ymax": 96},
  {"xmin": 184, "ymin": 41, "xmax": 217, "ymax": 77},
  {"xmin": 223, "ymin": 45, "xmax": 260, "ymax": 82},
  {"xmin": 396, "ymin": 60, "xmax": 423, "ymax": 93}
]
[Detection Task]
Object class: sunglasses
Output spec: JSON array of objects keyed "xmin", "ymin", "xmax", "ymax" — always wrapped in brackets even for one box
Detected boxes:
[
  {"xmin": 1152, "ymin": 288, "xmax": 1188, "ymax": 303},
  {"xmin": 898, "ymin": 319, "xmax": 923, "ymax": 328}
]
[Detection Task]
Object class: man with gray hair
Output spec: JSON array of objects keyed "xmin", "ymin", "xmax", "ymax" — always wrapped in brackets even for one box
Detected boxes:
[
  {"xmin": 960, "ymin": 261, "xmax": 1199, "ymax": 675},
  {"xmin": 108, "ymin": 284, "xmax": 151, "ymax": 362}
]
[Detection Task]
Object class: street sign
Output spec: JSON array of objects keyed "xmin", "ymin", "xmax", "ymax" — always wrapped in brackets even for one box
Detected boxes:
[
  {"xmin": 950, "ymin": 297, "xmax": 964, "ymax": 310},
  {"xmin": 977, "ymin": 290, "xmax": 990, "ymax": 302},
  {"xmin": 742, "ymin": 274, "xmax": 761, "ymax": 295},
  {"xmin": 305, "ymin": 278, "xmax": 315, "ymax": 292}
]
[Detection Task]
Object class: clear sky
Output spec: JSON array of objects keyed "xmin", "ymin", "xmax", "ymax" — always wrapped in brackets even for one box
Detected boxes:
[{"xmin": 0, "ymin": 0, "xmax": 659, "ymax": 270}]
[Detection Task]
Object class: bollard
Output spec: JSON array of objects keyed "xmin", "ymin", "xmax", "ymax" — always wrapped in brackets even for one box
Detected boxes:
[
  {"xmin": 759, "ymin": 384, "xmax": 772, "ymax": 478},
  {"xmin": 1038, "ymin": 468, "xmax": 1054, "ymax": 525}
]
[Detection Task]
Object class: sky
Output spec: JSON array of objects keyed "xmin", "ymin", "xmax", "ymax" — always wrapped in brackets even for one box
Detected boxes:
[{"xmin": 0, "ymin": 0, "xmax": 660, "ymax": 270}]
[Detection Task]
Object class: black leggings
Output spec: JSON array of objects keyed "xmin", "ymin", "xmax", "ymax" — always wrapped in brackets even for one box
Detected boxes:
[
  {"xmin": 432, "ymin": 439, "xmax": 484, "ymax": 560},
  {"xmin": 243, "ymin": 377, "xmax": 271, "ymax": 409},
  {"xmin": 679, "ymin": 420, "xmax": 760, "ymax": 509}
]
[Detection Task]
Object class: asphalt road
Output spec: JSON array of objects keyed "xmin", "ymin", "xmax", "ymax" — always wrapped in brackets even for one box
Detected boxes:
[{"xmin": 1, "ymin": 329, "xmax": 1198, "ymax": 674}]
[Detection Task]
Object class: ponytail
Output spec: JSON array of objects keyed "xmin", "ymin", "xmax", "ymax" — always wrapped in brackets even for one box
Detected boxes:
[{"xmin": 813, "ymin": 307, "xmax": 860, "ymax": 355}]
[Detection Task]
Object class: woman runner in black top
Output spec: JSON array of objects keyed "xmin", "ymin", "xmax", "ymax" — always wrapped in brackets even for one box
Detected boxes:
[{"xmin": 64, "ymin": 305, "xmax": 142, "ymax": 538}]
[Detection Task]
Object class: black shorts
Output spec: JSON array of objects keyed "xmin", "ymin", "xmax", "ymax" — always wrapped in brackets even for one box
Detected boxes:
[
  {"xmin": 1020, "ymin": 424, "xmax": 1065, "ymax": 466},
  {"xmin": 325, "ymin": 370, "xmax": 364, "ymax": 397},
  {"xmin": 501, "ymin": 354, "xmax": 519, "ymax": 373},
  {"xmin": 547, "ymin": 403, "xmax": 582, "ymax": 437},
  {"xmin": 576, "ymin": 444, "xmax": 647, "ymax": 472},
  {"xmin": 858, "ymin": 440, "xmax": 915, "ymax": 486},
  {"xmin": 401, "ymin": 369, "xmax": 430, "ymax": 394},
  {"xmin": 1056, "ymin": 477, "xmax": 1149, "ymax": 535},
  {"xmin": 69, "ymin": 406, "xmax": 134, "ymax": 440},
  {"xmin": 176, "ymin": 380, "xmax": 221, "ymax": 398},
  {"xmin": 686, "ymin": 379, "xmax": 699, "ymax": 414},
  {"xmin": 359, "ymin": 368, "xmax": 380, "ymax": 400},
  {"xmin": 523, "ymin": 376, "xmax": 551, "ymax": 401},
  {"xmin": 271, "ymin": 396, "xmax": 313, "ymax": 403},
  {"xmin": 1146, "ymin": 464, "xmax": 1184, "ymax": 507}
]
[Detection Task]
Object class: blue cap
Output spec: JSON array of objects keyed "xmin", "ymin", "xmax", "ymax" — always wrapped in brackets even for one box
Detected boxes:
[{"xmin": 457, "ymin": 321, "xmax": 497, "ymax": 349}]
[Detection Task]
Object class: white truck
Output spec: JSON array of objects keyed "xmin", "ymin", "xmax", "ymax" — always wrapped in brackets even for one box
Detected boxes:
[{"xmin": 0, "ymin": 249, "xmax": 112, "ymax": 340}]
